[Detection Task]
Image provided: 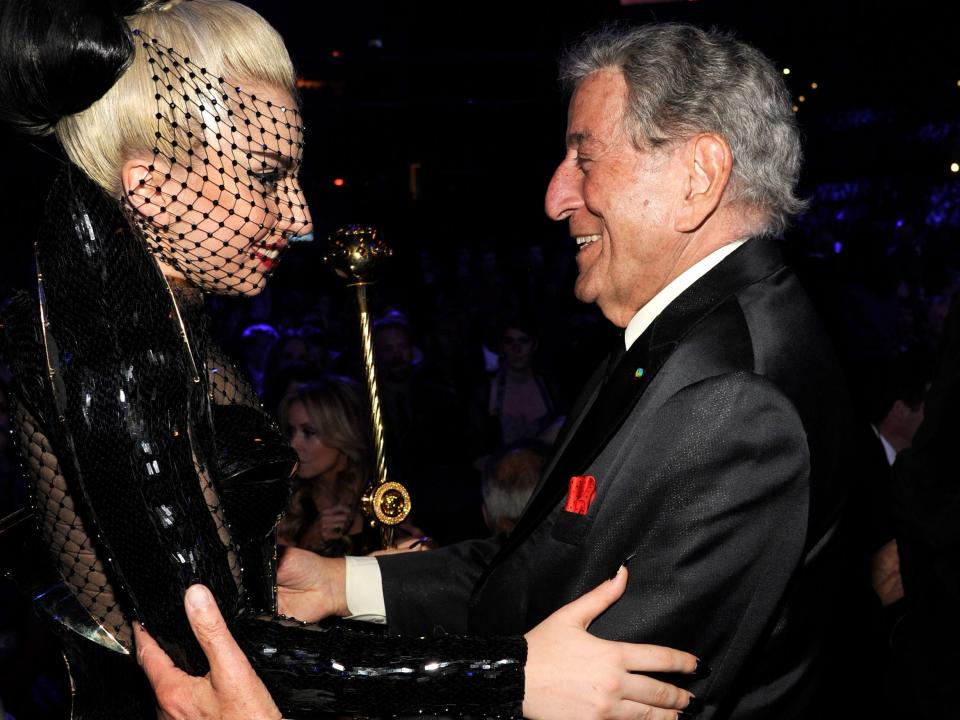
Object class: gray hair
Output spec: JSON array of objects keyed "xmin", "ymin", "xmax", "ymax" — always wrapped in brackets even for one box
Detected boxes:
[{"xmin": 560, "ymin": 23, "xmax": 807, "ymax": 236}]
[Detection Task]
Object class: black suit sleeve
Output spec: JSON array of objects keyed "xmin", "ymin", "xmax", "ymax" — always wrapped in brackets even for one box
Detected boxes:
[
  {"xmin": 378, "ymin": 535, "xmax": 503, "ymax": 634},
  {"xmin": 585, "ymin": 372, "xmax": 815, "ymax": 716}
]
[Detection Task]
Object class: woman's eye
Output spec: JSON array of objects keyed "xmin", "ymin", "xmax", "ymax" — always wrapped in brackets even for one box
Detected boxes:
[{"xmin": 252, "ymin": 168, "xmax": 283, "ymax": 187}]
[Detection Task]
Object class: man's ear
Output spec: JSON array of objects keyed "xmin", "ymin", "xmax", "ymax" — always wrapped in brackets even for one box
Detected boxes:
[
  {"xmin": 121, "ymin": 156, "xmax": 171, "ymax": 226},
  {"xmin": 674, "ymin": 133, "xmax": 732, "ymax": 233},
  {"xmin": 891, "ymin": 399, "xmax": 910, "ymax": 419}
]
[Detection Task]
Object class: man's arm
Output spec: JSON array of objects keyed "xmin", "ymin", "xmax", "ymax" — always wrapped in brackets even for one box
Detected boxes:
[
  {"xmin": 276, "ymin": 534, "xmax": 502, "ymax": 633},
  {"xmin": 376, "ymin": 534, "xmax": 503, "ymax": 633},
  {"xmin": 582, "ymin": 372, "xmax": 820, "ymax": 715}
]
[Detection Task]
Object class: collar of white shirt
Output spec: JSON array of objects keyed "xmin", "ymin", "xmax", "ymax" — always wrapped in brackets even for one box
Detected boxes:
[
  {"xmin": 871, "ymin": 424, "xmax": 898, "ymax": 466},
  {"xmin": 624, "ymin": 239, "xmax": 748, "ymax": 351}
]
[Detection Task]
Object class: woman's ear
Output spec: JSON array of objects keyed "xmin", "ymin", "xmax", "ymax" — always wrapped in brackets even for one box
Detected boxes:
[{"xmin": 121, "ymin": 156, "xmax": 171, "ymax": 226}]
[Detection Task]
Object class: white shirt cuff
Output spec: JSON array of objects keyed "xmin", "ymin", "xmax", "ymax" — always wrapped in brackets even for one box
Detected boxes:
[{"xmin": 344, "ymin": 555, "xmax": 387, "ymax": 624}]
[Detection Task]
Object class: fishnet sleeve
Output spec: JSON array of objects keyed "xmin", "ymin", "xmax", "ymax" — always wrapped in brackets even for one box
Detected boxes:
[
  {"xmin": 12, "ymin": 397, "xmax": 242, "ymax": 653},
  {"xmin": 12, "ymin": 398, "xmax": 133, "ymax": 649},
  {"xmin": 207, "ymin": 344, "xmax": 262, "ymax": 409}
]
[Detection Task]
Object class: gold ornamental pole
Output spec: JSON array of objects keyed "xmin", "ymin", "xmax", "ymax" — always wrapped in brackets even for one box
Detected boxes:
[{"xmin": 325, "ymin": 226, "xmax": 410, "ymax": 548}]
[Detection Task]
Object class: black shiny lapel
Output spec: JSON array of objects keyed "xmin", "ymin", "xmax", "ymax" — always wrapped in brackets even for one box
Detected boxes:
[{"xmin": 480, "ymin": 238, "xmax": 786, "ymax": 570}]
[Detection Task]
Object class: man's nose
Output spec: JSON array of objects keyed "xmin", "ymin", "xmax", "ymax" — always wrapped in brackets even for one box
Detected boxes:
[{"xmin": 544, "ymin": 161, "xmax": 582, "ymax": 222}]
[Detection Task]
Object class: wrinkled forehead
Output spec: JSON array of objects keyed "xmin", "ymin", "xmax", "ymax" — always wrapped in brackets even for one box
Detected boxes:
[{"xmin": 135, "ymin": 31, "xmax": 304, "ymax": 165}]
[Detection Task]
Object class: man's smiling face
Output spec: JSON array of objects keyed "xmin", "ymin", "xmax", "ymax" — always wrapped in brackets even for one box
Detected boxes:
[{"xmin": 544, "ymin": 69, "xmax": 688, "ymax": 327}]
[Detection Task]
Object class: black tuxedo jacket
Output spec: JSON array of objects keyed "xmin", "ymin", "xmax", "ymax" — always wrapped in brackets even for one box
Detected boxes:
[{"xmin": 379, "ymin": 238, "xmax": 855, "ymax": 719}]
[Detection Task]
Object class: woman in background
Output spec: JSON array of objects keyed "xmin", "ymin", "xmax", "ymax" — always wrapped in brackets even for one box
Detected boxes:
[
  {"xmin": 486, "ymin": 319, "xmax": 564, "ymax": 448},
  {"xmin": 278, "ymin": 377, "xmax": 422, "ymax": 555}
]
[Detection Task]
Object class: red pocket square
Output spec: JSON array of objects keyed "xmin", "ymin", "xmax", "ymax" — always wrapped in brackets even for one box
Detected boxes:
[{"xmin": 564, "ymin": 475, "xmax": 597, "ymax": 515}]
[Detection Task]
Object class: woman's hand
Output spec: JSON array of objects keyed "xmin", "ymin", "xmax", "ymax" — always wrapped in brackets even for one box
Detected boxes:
[
  {"xmin": 370, "ymin": 534, "xmax": 434, "ymax": 557},
  {"xmin": 318, "ymin": 503, "xmax": 353, "ymax": 540},
  {"xmin": 297, "ymin": 503, "xmax": 353, "ymax": 550},
  {"xmin": 276, "ymin": 545, "xmax": 348, "ymax": 621},
  {"xmin": 523, "ymin": 567, "xmax": 698, "ymax": 720},
  {"xmin": 135, "ymin": 585, "xmax": 281, "ymax": 720}
]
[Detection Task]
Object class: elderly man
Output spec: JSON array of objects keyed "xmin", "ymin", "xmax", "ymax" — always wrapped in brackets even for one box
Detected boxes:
[
  {"xmin": 359, "ymin": 23, "xmax": 855, "ymax": 716},
  {"xmin": 141, "ymin": 23, "xmax": 856, "ymax": 720}
]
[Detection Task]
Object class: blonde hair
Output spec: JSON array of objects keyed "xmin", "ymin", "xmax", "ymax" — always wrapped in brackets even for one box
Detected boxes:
[
  {"xmin": 279, "ymin": 377, "xmax": 371, "ymax": 490},
  {"xmin": 278, "ymin": 377, "xmax": 372, "ymax": 552},
  {"xmin": 56, "ymin": 0, "xmax": 296, "ymax": 196}
]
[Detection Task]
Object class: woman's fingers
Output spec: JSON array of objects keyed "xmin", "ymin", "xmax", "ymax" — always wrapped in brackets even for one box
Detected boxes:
[
  {"xmin": 318, "ymin": 506, "xmax": 351, "ymax": 538},
  {"xmin": 550, "ymin": 565, "xmax": 629, "ymax": 628},
  {"xmin": 618, "ymin": 642, "xmax": 699, "ymax": 675},
  {"xmin": 521, "ymin": 567, "xmax": 700, "ymax": 720},
  {"xmin": 619, "ymin": 672, "xmax": 695, "ymax": 711},
  {"xmin": 609, "ymin": 702, "xmax": 692, "ymax": 720},
  {"xmin": 322, "ymin": 504, "xmax": 351, "ymax": 517}
]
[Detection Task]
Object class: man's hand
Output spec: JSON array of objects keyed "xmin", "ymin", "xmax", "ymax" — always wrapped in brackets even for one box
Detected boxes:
[
  {"xmin": 134, "ymin": 584, "xmax": 280, "ymax": 720},
  {"xmin": 523, "ymin": 567, "xmax": 698, "ymax": 720},
  {"xmin": 276, "ymin": 545, "xmax": 348, "ymax": 621},
  {"xmin": 870, "ymin": 538, "xmax": 905, "ymax": 607}
]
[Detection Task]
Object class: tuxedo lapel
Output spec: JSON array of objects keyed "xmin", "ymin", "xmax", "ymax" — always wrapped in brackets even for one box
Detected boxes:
[
  {"xmin": 549, "ymin": 335, "xmax": 655, "ymax": 498},
  {"xmin": 490, "ymin": 331, "xmax": 658, "ymax": 562},
  {"xmin": 538, "ymin": 340, "xmax": 623, "ymax": 482},
  {"xmin": 478, "ymin": 238, "xmax": 787, "ymax": 575}
]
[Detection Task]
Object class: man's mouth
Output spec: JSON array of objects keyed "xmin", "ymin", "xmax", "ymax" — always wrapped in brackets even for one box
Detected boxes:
[{"xmin": 575, "ymin": 234, "xmax": 601, "ymax": 250}]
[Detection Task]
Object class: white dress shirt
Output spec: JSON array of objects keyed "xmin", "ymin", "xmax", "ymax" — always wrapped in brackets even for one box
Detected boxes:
[{"xmin": 871, "ymin": 425, "xmax": 898, "ymax": 467}]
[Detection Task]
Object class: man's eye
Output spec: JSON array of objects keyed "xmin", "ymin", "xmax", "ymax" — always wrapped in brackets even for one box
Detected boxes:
[{"xmin": 575, "ymin": 156, "xmax": 592, "ymax": 171}]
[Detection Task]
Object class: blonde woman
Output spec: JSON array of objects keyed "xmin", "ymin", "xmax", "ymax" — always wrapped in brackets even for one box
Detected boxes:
[{"xmin": 278, "ymin": 377, "xmax": 423, "ymax": 556}]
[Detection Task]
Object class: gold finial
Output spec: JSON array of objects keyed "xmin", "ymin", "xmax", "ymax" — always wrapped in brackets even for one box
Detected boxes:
[{"xmin": 324, "ymin": 225, "xmax": 393, "ymax": 285}]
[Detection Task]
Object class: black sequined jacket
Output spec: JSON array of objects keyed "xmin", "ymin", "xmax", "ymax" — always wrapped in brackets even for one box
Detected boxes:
[{"xmin": 0, "ymin": 164, "xmax": 525, "ymax": 719}]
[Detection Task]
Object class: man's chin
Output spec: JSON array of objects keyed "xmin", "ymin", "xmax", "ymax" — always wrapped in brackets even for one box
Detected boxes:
[{"xmin": 572, "ymin": 278, "xmax": 597, "ymax": 306}]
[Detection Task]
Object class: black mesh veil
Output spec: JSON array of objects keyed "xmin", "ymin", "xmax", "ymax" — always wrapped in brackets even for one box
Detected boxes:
[
  {"xmin": 126, "ymin": 30, "xmax": 308, "ymax": 295},
  {"xmin": 0, "ymin": 26, "xmax": 526, "ymax": 720}
]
